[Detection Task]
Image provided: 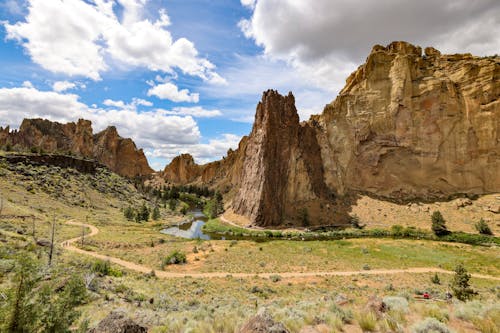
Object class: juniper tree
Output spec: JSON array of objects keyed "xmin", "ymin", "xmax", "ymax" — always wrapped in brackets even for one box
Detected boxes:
[
  {"xmin": 474, "ymin": 218, "xmax": 492, "ymax": 235},
  {"xmin": 431, "ymin": 211, "xmax": 448, "ymax": 236},
  {"xmin": 451, "ymin": 264, "xmax": 476, "ymax": 301}
]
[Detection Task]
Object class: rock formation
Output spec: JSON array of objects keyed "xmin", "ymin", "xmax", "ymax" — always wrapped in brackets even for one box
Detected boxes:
[
  {"xmin": 93, "ymin": 126, "xmax": 152, "ymax": 178},
  {"xmin": 164, "ymin": 41, "xmax": 500, "ymax": 227},
  {"xmin": 163, "ymin": 154, "xmax": 202, "ymax": 184},
  {"xmin": 87, "ymin": 310, "xmax": 147, "ymax": 333},
  {"xmin": 0, "ymin": 118, "xmax": 153, "ymax": 178},
  {"xmin": 239, "ymin": 310, "xmax": 289, "ymax": 333}
]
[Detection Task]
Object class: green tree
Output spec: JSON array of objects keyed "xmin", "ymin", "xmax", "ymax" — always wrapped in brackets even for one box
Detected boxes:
[
  {"xmin": 431, "ymin": 211, "xmax": 448, "ymax": 236},
  {"xmin": 168, "ymin": 199, "xmax": 178, "ymax": 211},
  {"xmin": 139, "ymin": 203, "xmax": 149, "ymax": 222},
  {"xmin": 451, "ymin": 264, "xmax": 476, "ymax": 301},
  {"xmin": 152, "ymin": 206, "xmax": 161, "ymax": 220},
  {"xmin": 431, "ymin": 273, "xmax": 440, "ymax": 285},
  {"xmin": 37, "ymin": 275, "xmax": 87, "ymax": 332},
  {"xmin": 5, "ymin": 256, "xmax": 40, "ymax": 333},
  {"xmin": 474, "ymin": 218, "xmax": 492, "ymax": 235},
  {"xmin": 123, "ymin": 206, "xmax": 135, "ymax": 221}
]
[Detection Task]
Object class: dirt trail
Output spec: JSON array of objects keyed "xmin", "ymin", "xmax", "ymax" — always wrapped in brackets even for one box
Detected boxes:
[{"xmin": 62, "ymin": 220, "xmax": 500, "ymax": 281}]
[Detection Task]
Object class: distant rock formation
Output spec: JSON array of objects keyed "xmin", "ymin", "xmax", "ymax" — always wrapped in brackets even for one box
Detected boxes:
[
  {"xmin": 163, "ymin": 153, "xmax": 201, "ymax": 184},
  {"xmin": 0, "ymin": 118, "xmax": 153, "ymax": 177},
  {"xmin": 163, "ymin": 41, "xmax": 500, "ymax": 228}
]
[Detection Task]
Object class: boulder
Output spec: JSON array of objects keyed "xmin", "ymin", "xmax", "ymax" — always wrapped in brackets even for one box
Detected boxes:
[
  {"xmin": 239, "ymin": 310, "xmax": 289, "ymax": 333},
  {"xmin": 87, "ymin": 311, "xmax": 147, "ymax": 333}
]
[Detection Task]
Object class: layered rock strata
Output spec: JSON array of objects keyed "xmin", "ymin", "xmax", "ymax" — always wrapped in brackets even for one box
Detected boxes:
[{"xmin": 0, "ymin": 118, "xmax": 153, "ymax": 177}]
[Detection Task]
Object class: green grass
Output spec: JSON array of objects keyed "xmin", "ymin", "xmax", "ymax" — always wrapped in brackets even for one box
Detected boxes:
[{"xmin": 203, "ymin": 218, "xmax": 500, "ymax": 246}]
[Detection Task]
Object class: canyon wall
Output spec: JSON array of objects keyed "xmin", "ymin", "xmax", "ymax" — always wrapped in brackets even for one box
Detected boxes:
[
  {"xmin": 0, "ymin": 118, "xmax": 153, "ymax": 178},
  {"xmin": 164, "ymin": 41, "xmax": 500, "ymax": 227}
]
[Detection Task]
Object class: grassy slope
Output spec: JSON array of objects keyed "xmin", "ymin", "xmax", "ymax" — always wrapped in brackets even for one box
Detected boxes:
[{"xmin": 1, "ymin": 156, "xmax": 499, "ymax": 332}]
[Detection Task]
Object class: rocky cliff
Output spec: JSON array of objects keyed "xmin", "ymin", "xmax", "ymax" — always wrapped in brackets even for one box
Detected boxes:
[
  {"xmin": 163, "ymin": 41, "xmax": 500, "ymax": 227},
  {"xmin": 0, "ymin": 118, "xmax": 153, "ymax": 178}
]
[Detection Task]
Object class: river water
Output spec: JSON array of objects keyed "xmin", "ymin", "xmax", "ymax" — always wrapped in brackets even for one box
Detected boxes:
[{"xmin": 160, "ymin": 208, "xmax": 214, "ymax": 240}]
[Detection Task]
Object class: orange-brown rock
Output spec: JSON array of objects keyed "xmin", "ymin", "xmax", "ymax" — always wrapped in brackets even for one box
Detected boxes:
[
  {"xmin": 162, "ymin": 153, "xmax": 201, "ymax": 184},
  {"xmin": 316, "ymin": 41, "xmax": 499, "ymax": 200},
  {"xmin": 0, "ymin": 118, "xmax": 153, "ymax": 177},
  {"xmin": 232, "ymin": 90, "xmax": 331, "ymax": 227},
  {"xmin": 163, "ymin": 41, "xmax": 500, "ymax": 227},
  {"xmin": 93, "ymin": 126, "xmax": 153, "ymax": 178}
]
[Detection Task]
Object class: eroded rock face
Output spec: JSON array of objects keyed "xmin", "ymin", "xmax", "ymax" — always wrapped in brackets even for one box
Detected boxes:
[
  {"xmin": 0, "ymin": 119, "xmax": 153, "ymax": 178},
  {"xmin": 162, "ymin": 153, "xmax": 201, "ymax": 184},
  {"xmin": 317, "ymin": 41, "xmax": 499, "ymax": 200},
  {"xmin": 233, "ymin": 90, "xmax": 330, "ymax": 226},
  {"xmin": 163, "ymin": 41, "xmax": 500, "ymax": 227},
  {"xmin": 93, "ymin": 126, "xmax": 153, "ymax": 178}
]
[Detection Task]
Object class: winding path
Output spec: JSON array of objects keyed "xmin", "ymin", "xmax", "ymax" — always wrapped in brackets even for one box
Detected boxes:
[{"xmin": 62, "ymin": 220, "xmax": 500, "ymax": 281}]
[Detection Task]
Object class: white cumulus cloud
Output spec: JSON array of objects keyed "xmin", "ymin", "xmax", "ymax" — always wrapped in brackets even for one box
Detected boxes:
[
  {"xmin": 147, "ymin": 82, "xmax": 199, "ymax": 103},
  {"xmin": 4, "ymin": 0, "xmax": 224, "ymax": 83},
  {"xmin": 160, "ymin": 106, "xmax": 222, "ymax": 118},
  {"xmin": 52, "ymin": 81, "xmax": 77, "ymax": 92},
  {"xmin": 240, "ymin": 0, "xmax": 500, "ymax": 92}
]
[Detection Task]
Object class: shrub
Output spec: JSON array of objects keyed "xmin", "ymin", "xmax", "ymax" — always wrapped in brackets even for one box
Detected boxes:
[
  {"xmin": 356, "ymin": 311, "xmax": 377, "ymax": 332},
  {"xmin": 431, "ymin": 211, "xmax": 448, "ymax": 236},
  {"xmin": 269, "ymin": 275, "xmax": 282, "ymax": 283},
  {"xmin": 382, "ymin": 296, "xmax": 409, "ymax": 313},
  {"xmin": 421, "ymin": 304, "xmax": 449, "ymax": 322},
  {"xmin": 92, "ymin": 259, "xmax": 110, "ymax": 276},
  {"xmin": 411, "ymin": 317, "xmax": 451, "ymax": 333},
  {"xmin": 124, "ymin": 206, "xmax": 135, "ymax": 221},
  {"xmin": 475, "ymin": 218, "xmax": 493, "ymax": 235},
  {"xmin": 162, "ymin": 250, "xmax": 186, "ymax": 266},
  {"xmin": 330, "ymin": 304, "xmax": 353, "ymax": 324},
  {"xmin": 451, "ymin": 264, "xmax": 476, "ymax": 301},
  {"xmin": 92, "ymin": 260, "xmax": 122, "ymax": 277},
  {"xmin": 362, "ymin": 264, "xmax": 371, "ymax": 270},
  {"xmin": 391, "ymin": 224, "xmax": 404, "ymax": 236},
  {"xmin": 431, "ymin": 272, "xmax": 441, "ymax": 285},
  {"xmin": 152, "ymin": 206, "xmax": 161, "ymax": 220}
]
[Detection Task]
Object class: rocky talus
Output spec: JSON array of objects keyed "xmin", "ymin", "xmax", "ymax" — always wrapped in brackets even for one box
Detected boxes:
[
  {"xmin": 164, "ymin": 41, "xmax": 499, "ymax": 227},
  {"xmin": 0, "ymin": 118, "xmax": 153, "ymax": 177}
]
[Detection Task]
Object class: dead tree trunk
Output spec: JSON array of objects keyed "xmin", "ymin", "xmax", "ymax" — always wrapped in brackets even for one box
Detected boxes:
[
  {"xmin": 32, "ymin": 217, "xmax": 36, "ymax": 241},
  {"xmin": 81, "ymin": 216, "xmax": 87, "ymax": 246},
  {"xmin": 48, "ymin": 216, "xmax": 56, "ymax": 266}
]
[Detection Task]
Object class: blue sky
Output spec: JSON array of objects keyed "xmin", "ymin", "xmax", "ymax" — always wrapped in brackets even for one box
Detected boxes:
[{"xmin": 0, "ymin": 0, "xmax": 498, "ymax": 170}]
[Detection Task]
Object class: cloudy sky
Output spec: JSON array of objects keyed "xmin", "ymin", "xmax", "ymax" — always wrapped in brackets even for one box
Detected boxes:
[{"xmin": 1, "ymin": 0, "xmax": 498, "ymax": 170}]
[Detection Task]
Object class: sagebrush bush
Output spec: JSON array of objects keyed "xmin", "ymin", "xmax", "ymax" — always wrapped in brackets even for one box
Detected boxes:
[
  {"xmin": 382, "ymin": 296, "xmax": 409, "ymax": 313},
  {"xmin": 421, "ymin": 304, "xmax": 449, "ymax": 322},
  {"xmin": 411, "ymin": 317, "xmax": 451, "ymax": 333},
  {"xmin": 330, "ymin": 304, "xmax": 353, "ymax": 324}
]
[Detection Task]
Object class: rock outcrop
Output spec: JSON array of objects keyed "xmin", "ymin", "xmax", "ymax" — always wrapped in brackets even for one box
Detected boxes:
[
  {"xmin": 316, "ymin": 41, "xmax": 499, "ymax": 200},
  {"xmin": 0, "ymin": 119, "xmax": 153, "ymax": 178},
  {"xmin": 163, "ymin": 41, "xmax": 500, "ymax": 227},
  {"xmin": 232, "ymin": 90, "xmax": 331, "ymax": 227},
  {"xmin": 87, "ymin": 310, "xmax": 147, "ymax": 333},
  {"xmin": 162, "ymin": 154, "xmax": 201, "ymax": 184},
  {"xmin": 93, "ymin": 126, "xmax": 152, "ymax": 178},
  {"xmin": 239, "ymin": 310, "xmax": 289, "ymax": 333}
]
